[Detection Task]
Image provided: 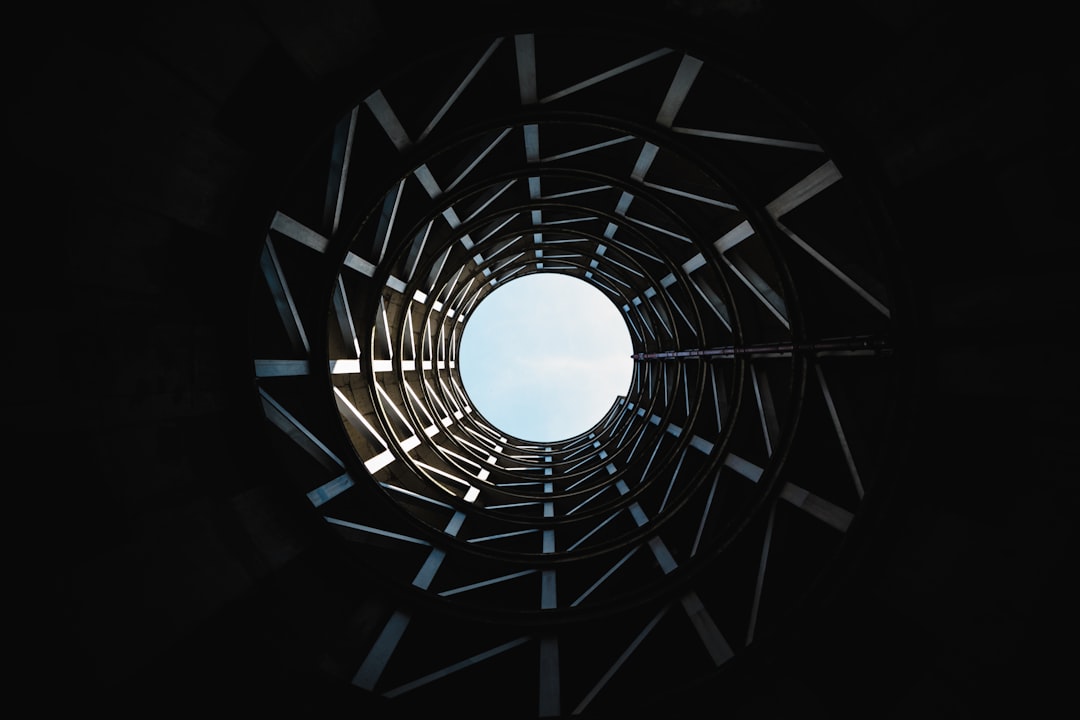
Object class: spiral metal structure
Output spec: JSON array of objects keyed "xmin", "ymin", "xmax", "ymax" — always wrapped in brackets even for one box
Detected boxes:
[{"xmin": 249, "ymin": 24, "xmax": 907, "ymax": 717}]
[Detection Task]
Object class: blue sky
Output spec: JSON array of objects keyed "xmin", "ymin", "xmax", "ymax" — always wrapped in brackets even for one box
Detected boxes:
[{"xmin": 458, "ymin": 273, "xmax": 634, "ymax": 442}]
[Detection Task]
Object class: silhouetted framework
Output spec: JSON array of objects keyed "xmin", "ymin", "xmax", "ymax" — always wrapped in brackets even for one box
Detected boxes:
[
  {"xmin": 250, "ymin": 25, "xmax": 908, "ymax": 717},
  {"xmin": 11, "ymin": 3, "xmax": 1075, "ymax": 719}
]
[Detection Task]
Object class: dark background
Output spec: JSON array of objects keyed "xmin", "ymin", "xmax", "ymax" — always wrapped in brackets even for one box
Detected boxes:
[{"xmin": 5, "ymin": 1, "xmax": 1077, "ymax": 716}]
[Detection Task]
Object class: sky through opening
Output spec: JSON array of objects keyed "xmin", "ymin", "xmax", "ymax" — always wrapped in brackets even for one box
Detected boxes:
[{"xmin": 459, "ymin": 273, "xmax": 634, "ymax": 442}]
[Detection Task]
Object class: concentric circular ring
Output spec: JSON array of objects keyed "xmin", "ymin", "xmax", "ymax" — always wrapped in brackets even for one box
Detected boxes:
[{"xmin": 249, "ymin": 23, "xmax": 907, "ymax": 711}]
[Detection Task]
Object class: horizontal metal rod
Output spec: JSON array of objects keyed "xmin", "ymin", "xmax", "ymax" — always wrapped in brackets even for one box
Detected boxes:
[{"xmin": 631, "ymin": 335, "xmax": 891, "ymax": 360}]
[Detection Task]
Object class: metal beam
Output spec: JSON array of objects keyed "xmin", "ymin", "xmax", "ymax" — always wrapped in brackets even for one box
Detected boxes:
[
  {"xmin": 524, "ymin": 123, "xmax": 540, "ymax": 162},
  {"xmin": 690, "ymin": 474, "xmax": 719, "ymax": 556},
  {"xmin": 723, "ymin": 453, "xmax": 764, "ymax": 483},
  {"xmin": 542, "ymin": 135, "xmax": 633, "ymax": 162},
  {"xmin": 541, "ymin": 569, "xmax": 557, "ymax": 609},
  {"xmin": 259, "ymin": 387, "xmax": 343, "ymax": 471},
  {"xmin": 467, "ymin": 528, "xmax": 540, "ymax": 544},
  {"xmin": 688, "ymin": 276, "xmax": 732, "ymax": 331},
  {"xmin": 402, "ymin": 221, "xmax": 432, "ymax": 283},
  {"xmin": 630, "ymin": 142, "xmax": 659, "ymax": 181},
  {"xmin": 324, "ymin": 106, "xmax": 358, "ymax": 234},
  {"xmin": 751, "ymin": 362, "xmax": 780, "ymax": 457},
  {"xmin": 254, "ymin": 359, "xmax": 309, "ymax": 377},
  {"xmin": 539, "ymin": 636, "xmax": 561, "ymax": 717},
  {"xmin": 438, "ymin": 569, "xmax": 538, "ymax": 597},
  {"xmin": 383, "ymin": 636, "xmax": 531, "ymax": 698},
  {"xmin": 332, "ymin": 276, "xmax": 361, "ymax": 358},
  {"xmin": 746, "ymin": 504, "xmax": 777, "ymax": 644},
  {"xmin": 814, "ymin": 364, "xmax": 865, "ymax": 498},
  {"xmin": 779, "ymin": 482, "xmax": 854, "ymax": 531},
  {"xmin": 715, "ymin": 219, "xmax": 755, "ymax": 253},
  {"xmin": 271, "ymin": 211, "xmax": 330, "ymax": 253},
  {"xmin": 515, "ymin": 34, "xmax": 538, "ymax": 105},
  {"xmin": 372, "ymin": 179, "xmax": 404, "ymax": 265},
  {"xmin": 572, "ymin": 605, "xmax": 669, "ymax": 715},
  {"xmin": 413, "ymin": 163, "xmax": 442, "ymax": 199},
  {"xmin": 306, "ymin": 472, "xmax": 354, "ymax": 508},
  {"xmin": 624, "ymin": 214, "xmax": 692, "ymax": 243},
  {"xmin": 379, "ymin": 482, "xmax": 455, "ymax": 510},
  {"xmin": 344, "ymin": 251, "xmax": 377, "ymax": 277},
  {"xmin": 655, "ymin": 54, "xmax": 703, "ymax": 126},
  {"xmin": 260, "ymin": 237, "xmax": 310, "ymax": 354},
  {"xmin": 541, "ymin": 48, "xmax": 673, "ymax": 103},
  {"xmin": 333, "ymin": 386, "xmax": 388, "ymax": 452},
  {"xmin": 329, "ymin": 359, "xmax": 361, "ymax": 374},
  {"xmin": 681, "ymin": 591, "xmax": 734, "ymax": 666},
  {"xmin": 448, "ymin": 129, "xmax": 514, "ymax": 194},
  {"xmin": 766, "ymin": 160, "xmax": 841, "ymax": 217},
  {"xmin": 631, "ymin": 335, "xmax": 891, "ymax": 360},
  {"xmin": 722, "ymin": 253, "xmax": 789, "ymax": 329},
  {"xmin": 673, "ymin": 126, "xmax": 823, "ymax": 152},
  {"xmin": 567, "ymin": 511, "xmax": 622, "ymax": 552},
  {"xmin": 775, "ymin": 219, "xmax": 891, "ymax": 317},
  {"xmin": 364, "ymin": 89, "xmax": 411, "ymax": 150},
  {"xmin": 659, "ymin": 448, "xmax": 688, "ymax": 513},
  {"xmin": 324, "ymin": 516, "xmax": 431, "ymax": 546},
  {"xmin": 419, "ymin": 38, "xmax": 503, "ymax": 143},
  {"xmin": 413, "ymin": 512, "xmax": 466, "ymax": 590},
  {"xmin": 372, "ymin": 296, "xmax": 393, "ymax": 361},
  {"xmin": 352, "ymin": 610, "xmax": 411, "ymax": 691},
  {"xmin": 643, "ymin": 180, "xmax": 739, "ymax": 209}
]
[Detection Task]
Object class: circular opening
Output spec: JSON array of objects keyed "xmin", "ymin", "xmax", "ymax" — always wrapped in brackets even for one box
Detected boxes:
[{"xmin": 459, "ymin": 273, "xmax": 634, "ymax": 442}]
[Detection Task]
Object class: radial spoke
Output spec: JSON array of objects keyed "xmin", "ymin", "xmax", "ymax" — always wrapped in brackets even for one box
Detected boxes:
[
  {"xmin": 673, "ymin": 126, "xmax": 823, "ymax": 152},
  {"xmin": 721, "ymin": 252, "xmax": 790, "ymax": 329},
  {"xmin": 260, "ymin": 237, "xmax": 309, "ymax": 354},
  {"xmin": 643, "ymin": 180, "xmax": 739, "ymax": 209},
  {"xmin": 333, "ymin": 386, "xmax": 388, "ymax": 453},
  {"xmin": 254, "ymin": 359, "xmax": 309, "ymax": 377},
  {"xmin": 745, "ymin": 503, "xmax": 777, "ymax": 644},
  {"xmin": 814, "ymin": 364, "xmax": 865, "ymax": 499},
  {"xmin": 542, "ymin": 135, "xmax": 634, "ymax": 162},
  {"xmin": 324, "ymin": 106, "xmax": 358, "ymax": 234},
  {"xmin": 571, "ymin": 547, "xmax": 640, "ymax": 606},
  {"xmin": 541, "ymin": 48, "xmax": 673, "ymax": 104},
  {"xmin": 364, "ymin": 89, "xmax": 412, "ymax": 150},
  {"xmin": 418, "ymin": 38, "xmax": 504, "ymax": 142},
  {"xmin": 766, "ymin": 159, "xmax": 842, "ymax": 217},
  {"xmin": 259, "ymin": 387, "xmax": 343, "ymax": 471},
  {"xmin": 352, "ymin": 609, "xmax": 412, "ymax": 691},
  {"xmin": 382, "ymin": 636, "xmax": 531, "ymax": 699},
  {"xmin": 270, "ymin": 211, "xmax": 330, "ymax": 253},
  {"xmin": 572, "ymin": 605, "xmax": 670, "ymax": 715},
  {"xmin": 306, "ymin": 473, "xmax": 354, "ymax": 508},
  {"xmin": 779, "ymin": 482, "xmax": 854, "ymax": 531},
  {"xmin": 723, "ymin": 453, "xmax": 764, "ymax": 483},
  {"xmin": 751, "ymin": 362, "xmax": 780, "ymax": 457},
  {"xmin": 515, "ymin": 34, "xmax": 537, "ymax": 105},
  {"xmin": 714, "ymin": 219, "xmax": 754, "ymax": 253},
  {"xmin": 372, "ymin": 179, "xmax": 404, "ymax": 265},
  {"xmin": 775, "ymin": 219, "xmax": 891, "ymax": 317},
  {"xmin": 438, "ymin": 570, "xmax": 538, "ymax": 598},
  {"xmin": 252, "ymin": 26, "xmax": 901, "ymax": 716},
  {"xmin": 333, "ymin": 276, "xmax": 361, "ymax": 357},
  {"xmin": 655, "ymin": 54, "xmax": 703, "ymax": 127},
  {"xmin": 681, "ymin": 591, "xmax": 734, "ymax": 666},
  {"xmin": 690, "ymin": 474, "xmax": 719, "ymax": 556},
  {"xmin": 539, "ymin": 635, "xmax": 561, "ymax": 717},
  {"xmin": 324, "ymin": 517, "xmax": 432, "ymax": 546}
]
